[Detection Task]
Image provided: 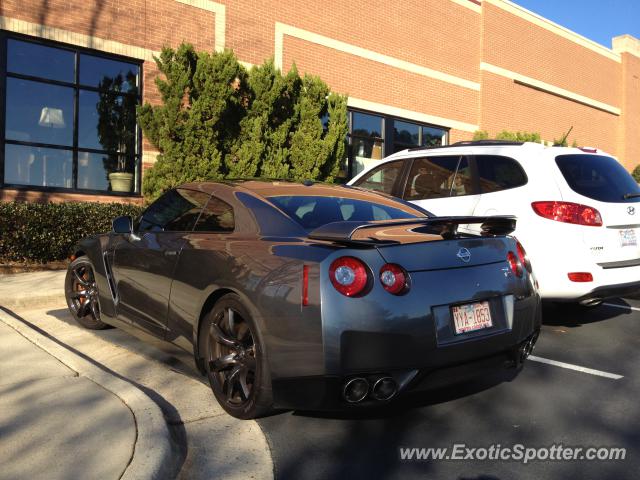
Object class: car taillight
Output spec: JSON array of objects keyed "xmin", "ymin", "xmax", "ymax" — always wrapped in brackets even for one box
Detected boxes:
[
  {"xmin": 515, "ymin": 240, "xmax": 532, "ymax": 273},
  {"xmin": 302, "ymin": 265, "xmax": 309, "ymax": 306},
  {"xmin": 329, "ymin": 257, "xmax": 369, "ymax": 297},
  {"xmin": 531, "ymin": 201, "xmax": 602, "ymax": 227},
  {"xmin": 379, "ymin": 263, "xmax": 409, "ymax": 295},
  {"xmin": 507, "ymin": 251, "xmax": 523, "ymax": 277},
  {"xmin": 568, "ymin": 272, "xmax": 593, "ymax": 282}
]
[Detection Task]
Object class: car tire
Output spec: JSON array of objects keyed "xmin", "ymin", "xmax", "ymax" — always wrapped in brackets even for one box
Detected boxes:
[
  {"xmin": 201, "ymin": 293, "xmax": 274, "ymax": 419},
  {"xmin": 65, "ymin": 256, "xmax": 111, "ymax": 330}
]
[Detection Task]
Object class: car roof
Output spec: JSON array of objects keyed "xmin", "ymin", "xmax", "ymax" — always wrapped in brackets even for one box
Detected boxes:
[{"xmin": 178, "ymin": 179, "xmax": 428, "ymax": 216}]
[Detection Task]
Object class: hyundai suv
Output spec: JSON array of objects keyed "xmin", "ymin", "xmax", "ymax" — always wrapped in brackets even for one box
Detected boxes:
[{"xmin": 348, "ymin": 140, "xmax": 640, "ymax": 305}]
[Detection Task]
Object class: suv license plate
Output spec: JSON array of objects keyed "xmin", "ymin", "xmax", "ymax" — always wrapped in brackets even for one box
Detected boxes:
[
  {"xmin": 619, "ymin": 229, "xmax": 637, "ymax": 247},
  {"xmin": 452, "ymin": 301, "xmax": 493, "ymax": 335}
]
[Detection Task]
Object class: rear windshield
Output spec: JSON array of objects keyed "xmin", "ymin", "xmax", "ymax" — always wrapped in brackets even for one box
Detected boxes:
[
  {"xmin": 267, "ymin": 195, "xmax": 422, "ymax": 231},
  {"xmin": 555, "ymin": 154, "xmax": 640, "ymax": 203}
]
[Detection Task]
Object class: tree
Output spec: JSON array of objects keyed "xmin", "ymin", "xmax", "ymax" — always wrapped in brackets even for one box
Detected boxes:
[{"xmin": 137, "ymin": 45, "xmax": 348, "ymax": 202}]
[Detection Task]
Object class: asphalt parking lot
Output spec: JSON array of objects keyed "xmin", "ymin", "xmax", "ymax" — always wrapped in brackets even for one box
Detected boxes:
[
  {"xmin": 256, "ymin": 299, "xmax": 639, "ymax": 480},
  {"xmin": 5, "ymin": 296, "xmax": 639, "ymax": 479}
]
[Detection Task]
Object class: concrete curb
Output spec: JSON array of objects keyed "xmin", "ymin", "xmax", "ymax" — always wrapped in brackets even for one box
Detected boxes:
[
  {"xmin": 0, "ymin": 308, "xmax": 173, "ymax": 480},
  {"xmin": 3, "ymin": 294, "xmax": 67, "ymax": 310}
]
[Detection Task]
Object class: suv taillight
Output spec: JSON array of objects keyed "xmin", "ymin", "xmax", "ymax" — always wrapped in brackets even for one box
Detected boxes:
[
  {"xmin": 329, "ymin": 257, "xmax": 369, "ymax": 297},
  {"xmin": 531, "ymin": 201, "xmax": 602, "ymax": 227}
]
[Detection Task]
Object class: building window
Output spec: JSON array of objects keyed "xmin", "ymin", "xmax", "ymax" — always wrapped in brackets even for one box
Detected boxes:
[
  {"xmin": 347, "ymin": 108, "xmax": 448, "ymax": 178},
  {"xmin": 0, "ymin": 34, "xmax": 142, "ymax": 195}
]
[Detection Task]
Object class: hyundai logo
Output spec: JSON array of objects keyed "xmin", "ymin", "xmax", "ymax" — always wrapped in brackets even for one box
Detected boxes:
[
  {"xmin": 628, "ymin": 206, "xmax": 636, "ymax": 216},
  {"xmin": 456, "ymin": 248, "xmax": 471, "ymax": 263}
]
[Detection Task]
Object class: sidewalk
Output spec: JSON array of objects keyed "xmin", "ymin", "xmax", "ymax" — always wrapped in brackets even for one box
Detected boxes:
[
  {"xmin": 0, "ymin": 270, "xmax": 273, "ymax": 480},
  {"xmin": 0, "ymin": 318, "xmax": 135, "ymax": 480}
]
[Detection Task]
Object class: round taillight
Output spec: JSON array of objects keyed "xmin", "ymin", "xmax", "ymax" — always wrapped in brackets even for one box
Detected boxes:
[
  {"xmin": 516, "ymin": 240, "xmax": 532, "ymax": 273},
  {"xmin": 507, "ymin": 251, "xmax": 523, "ymax": 278},
  {"xmin": 379, "ymin": 263, "xmax": 409, "ymax": 295},
  {"xmin": 329, "ymin": 257, "xmax": 369, "ymax": 297}
]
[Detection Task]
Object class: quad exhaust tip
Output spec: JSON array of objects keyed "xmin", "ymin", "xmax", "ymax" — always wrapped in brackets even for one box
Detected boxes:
[
  {"xmin": 343, "ymin": 376, "xmax": 399, "ymax": 403},
  {"xmin": 343, "ymin": 377, "xmax": 369, "ymax": 403},
  {"xmin": 371, "ymin": 377, "xmax": 398, "ymax": 401}
]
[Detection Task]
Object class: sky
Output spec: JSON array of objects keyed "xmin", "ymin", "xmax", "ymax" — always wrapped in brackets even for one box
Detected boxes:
[{"xmin": 512, "ymin": 0, "xmax": 640, "ymax": 48}]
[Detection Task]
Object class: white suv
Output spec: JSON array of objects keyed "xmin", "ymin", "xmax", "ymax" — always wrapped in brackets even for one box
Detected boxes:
[{"xmin": 348, "ymin": 140, "xmax": 640, "ymax": 305}]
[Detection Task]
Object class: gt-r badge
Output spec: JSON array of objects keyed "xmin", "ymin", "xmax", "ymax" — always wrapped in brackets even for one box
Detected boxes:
[
  {"xmin": 627, "ymin": 206, "xmax": 635, "ymax": 215},
  {"xmin": 456, "ymin": 248, "xmax": 471, "ymax": 263}
]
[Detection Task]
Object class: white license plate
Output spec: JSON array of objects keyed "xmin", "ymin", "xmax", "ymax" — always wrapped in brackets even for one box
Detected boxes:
[
  {"xmin": 619, "ymin": 229, "xmax": 637, "ymax": 247},
  {"xmin": 452, "ymin": 301, "xmax": 493, "ymax": 335}
]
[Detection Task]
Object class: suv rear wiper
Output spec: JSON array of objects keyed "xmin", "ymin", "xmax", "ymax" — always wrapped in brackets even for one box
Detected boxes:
[{"xmin": 623, "ymin": 193, "xmax": 640, "ymax": 199}]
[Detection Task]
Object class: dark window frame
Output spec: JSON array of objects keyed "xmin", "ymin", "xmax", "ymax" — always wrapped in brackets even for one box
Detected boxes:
[
  {"xmin": 347, "ymin": 107, "xmax": 449, "ymax": 179},
  {"xmin": 0, "ymin": 31, "xmax": 143, "ymax": 197}
]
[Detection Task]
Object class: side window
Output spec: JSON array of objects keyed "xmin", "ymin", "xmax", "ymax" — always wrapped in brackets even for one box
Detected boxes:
[
  {"xmin": 353, "ymin": 160, "xmax": 403, "ymax": 195},
  {"xmin": 404, "ymin": 156, "xmax": 470, "ymax": 200},
  {"xmin": 137, "ymin": 189, "xmax": 209, "ymax": 233},
  {"xmin": 476, "ymin": 156, "xmax": 527, "ymax": 193},
  {"xmin": 194, "ymin": 196, "xmax": 235, "ymax": 232}
]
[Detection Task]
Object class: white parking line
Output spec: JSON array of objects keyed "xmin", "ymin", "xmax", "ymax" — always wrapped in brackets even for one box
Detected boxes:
[
  {"xmin": 528, "ymin": 355, "xmax": 624, "ymax": 380},
  {"xmin": 602, "ymin": 302, "xmax": 640, "ymax": 312}
]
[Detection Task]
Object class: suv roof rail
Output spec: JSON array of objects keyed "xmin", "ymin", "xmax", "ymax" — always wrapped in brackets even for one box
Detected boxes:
[
  {"xmin": 451, "ymin": 140, "xmax": 525, "ymax": 147},
  {"xmin": 406, "ymin": 139, "xmax": 525, "ymax": 153}
]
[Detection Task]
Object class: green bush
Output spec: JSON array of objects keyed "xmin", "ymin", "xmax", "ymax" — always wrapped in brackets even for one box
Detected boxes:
[
  {"xmin": 0, "ymin": 201, "xmax": 144, "ymax": 263},
  {"xmin": 633, "ymin": 165, "xmax": 640, "ymax": 183},
  {"xmin": 138, "ymin": 44, "xmax": 348, "ymax": 202},
  {"xmin": 473, "ymin": 130, "xmax": 541, "ymax": 142}
]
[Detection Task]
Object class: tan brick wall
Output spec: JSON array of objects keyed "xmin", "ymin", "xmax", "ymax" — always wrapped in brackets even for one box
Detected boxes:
[
  {"xmin": 480, "ymin": 71, "xmax": 619, "ymax": 153},
  {"xmin": 282, "ymin": 36, "xmax": 479, "ymax": 128},
  {"xmin": 1, "ymin": 0, "xmax": 639, "ymax": 205},
  {"xmin": 619, "ymin": 52, "xmax": 640, "ymax": 170}
]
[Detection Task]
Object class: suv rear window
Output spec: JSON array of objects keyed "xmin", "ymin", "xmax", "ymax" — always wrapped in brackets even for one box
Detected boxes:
[{"xmin": 555, "ymin": 154, "xmax": 640, "ymax": 203}]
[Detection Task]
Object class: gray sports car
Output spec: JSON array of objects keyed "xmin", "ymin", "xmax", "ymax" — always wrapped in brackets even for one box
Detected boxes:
[{"xmin": 65, "ymin": 180, "xmax": 541, "ymax": 419}]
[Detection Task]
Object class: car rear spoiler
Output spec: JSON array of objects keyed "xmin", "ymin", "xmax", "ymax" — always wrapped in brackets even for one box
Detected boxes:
[{"xmin": 307, "ymin": 216, "xmax": 516, "ymax": 243}]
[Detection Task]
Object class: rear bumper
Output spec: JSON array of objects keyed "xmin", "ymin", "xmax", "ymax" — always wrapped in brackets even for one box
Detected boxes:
[
  {"xmin": 271, "ymin": 335, "xmax": 538, "ymax": 411},
  {"xmin": 271, "ymin": 295, "xmax": 542, "ymax": 411},
  {"xmin": 574, "ymin": 279, "xmax": 640, "ymax": 304}
]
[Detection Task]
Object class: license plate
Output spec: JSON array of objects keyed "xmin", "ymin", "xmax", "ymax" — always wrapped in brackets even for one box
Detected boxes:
[
  {"xmin": 619, "ymin": 229, "xmax": 637, "ymax": 247},
  {"xmin": 452, "ymin": 301, "xmax": 493, "ymax": 335}
]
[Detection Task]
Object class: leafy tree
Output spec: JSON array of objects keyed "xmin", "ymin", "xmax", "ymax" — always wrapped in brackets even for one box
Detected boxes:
[
  {"xmin": 138, "ymin": 45, "xmax": 348, "ymax": 202},
  {"xmin": 472, "ymin": 130, "xmax": 541, "ymax": 142},
  {"xmin": 632, "ymin": 165, "xmax": 640, "ymax": 183}
]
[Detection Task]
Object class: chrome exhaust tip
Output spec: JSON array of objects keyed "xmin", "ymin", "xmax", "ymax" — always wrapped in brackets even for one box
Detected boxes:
[
  {"xmin": 371, "ymin": 377, "xmax": 398, "ymax": 401},
  {"xmin": 519, "ymin": 331, "xmax": 539, "ymax": 362},
  {"xmin": 343, "ymin": 377, "xmax": 369, "ymax": 403}
]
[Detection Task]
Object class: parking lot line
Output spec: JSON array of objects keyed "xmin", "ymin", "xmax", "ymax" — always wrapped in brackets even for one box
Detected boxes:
[
  {"xmin": 602, "ymin": 302, "xmax": 640, "ymax": 312},
  {"xmin": 528, "ymin": 355, "xmax": 624, "ymax": 380}
]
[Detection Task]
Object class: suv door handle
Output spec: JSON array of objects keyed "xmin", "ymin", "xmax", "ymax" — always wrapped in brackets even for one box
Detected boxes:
[{"xmin": 164, "ymin": 250, "xmax": 178, "ymax": 256}]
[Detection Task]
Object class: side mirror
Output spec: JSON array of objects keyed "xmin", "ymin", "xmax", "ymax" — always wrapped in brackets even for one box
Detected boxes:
[{"xmin": 112, "ymin": 216, "xmax": 133, "ymax": 234}]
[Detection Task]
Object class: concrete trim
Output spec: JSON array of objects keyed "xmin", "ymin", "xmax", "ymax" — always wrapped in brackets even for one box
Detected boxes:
[
  {"xmin": 348, "ymin": 97, "xmax": 479, "ymax": 133},
  {"xmin": 175, "ymin": 0, "xmax": 226, "ymax": 52},
  {"xmin": 613, "ymin": 34, "xmax": 640, "ymax": 58},
  {"xmin": 480, "ymin": 62, "xmax": 621, "ymax": 116},
  {"xmin": 0, "ymin": 308, "xmax": 173, "ymax": 480},
  {"xmin": 0, "ymin": 15, "xmax": 157, "ymax": 60},
  {"xmin": 450, "ymin": 0, "xmax": 481, "ymax": 13},
  {"xmin": 274, "ymin": 22, "xmax": 481, "ymax": 91},
  {"xmin": 484, "ymin": 0, "xmax": 621, "ymax": 63}
]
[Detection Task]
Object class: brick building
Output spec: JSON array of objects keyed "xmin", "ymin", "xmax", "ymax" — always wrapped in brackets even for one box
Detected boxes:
[{"xmin": 0, "ymin": 0, "xmax": 638, "ymax": 203}]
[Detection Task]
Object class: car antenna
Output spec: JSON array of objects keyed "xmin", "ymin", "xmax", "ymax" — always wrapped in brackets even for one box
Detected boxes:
[{"xmin": 553, "ymin": 126, "xmax": 573, "ymax": 146}]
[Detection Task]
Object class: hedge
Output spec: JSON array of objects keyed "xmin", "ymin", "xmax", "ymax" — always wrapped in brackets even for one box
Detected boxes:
[{"xmin": 0, "ymin": 201, "xmax": 144, "ymax": 264}]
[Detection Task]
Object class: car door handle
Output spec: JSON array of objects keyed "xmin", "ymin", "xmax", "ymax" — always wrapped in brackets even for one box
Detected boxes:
[{"xmin": 164, "ymin": 250, "xmax": 178, "ymax": 256}]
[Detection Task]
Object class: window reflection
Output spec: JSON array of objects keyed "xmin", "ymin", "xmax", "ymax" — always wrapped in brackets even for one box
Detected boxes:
[
  {"xmin": 7, "ymin": 39, "xmax": 75, "ymax": 83},
  {"xmin": 4, "ymin": 144, "xmax": 73, "ymax": 188},
  {"xmin": 5, "ymin": 78, "xmax": 74, "ymax": 146},
  {"xmin": 80, "ymin": 54, "xmax": 139, "ymax": 90}
]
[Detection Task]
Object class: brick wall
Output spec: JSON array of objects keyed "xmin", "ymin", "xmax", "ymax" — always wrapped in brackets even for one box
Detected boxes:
[{"xmin": 1, "ymin": 0, "xmax": 639, "ymax": 202}]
